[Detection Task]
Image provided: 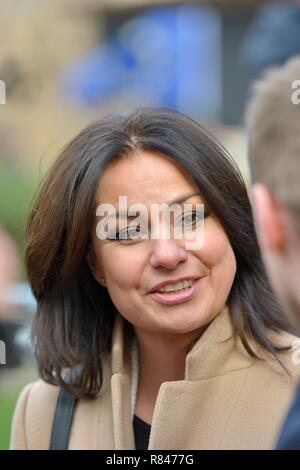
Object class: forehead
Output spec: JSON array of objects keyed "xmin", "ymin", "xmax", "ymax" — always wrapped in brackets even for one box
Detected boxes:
[{"xmin": 95, "ymin": 150, "xmax": 201, "ymax": 205}]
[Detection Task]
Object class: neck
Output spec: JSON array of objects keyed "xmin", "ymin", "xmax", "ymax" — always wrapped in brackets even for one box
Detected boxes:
[{"xmin": 133, "ymin": 327, "xmax": 205, "ymax": 423}]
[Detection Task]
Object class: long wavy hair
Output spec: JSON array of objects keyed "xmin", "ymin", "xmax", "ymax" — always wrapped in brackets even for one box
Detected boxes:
[{"xmin": 25, "ymin": 107, "xmax": 295, "ymax": 398}]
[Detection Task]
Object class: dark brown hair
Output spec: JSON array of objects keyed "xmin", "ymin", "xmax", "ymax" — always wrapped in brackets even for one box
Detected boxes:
[{"xmin": 26, "ymin": 107, "xmax": 295, "ymax": 399}]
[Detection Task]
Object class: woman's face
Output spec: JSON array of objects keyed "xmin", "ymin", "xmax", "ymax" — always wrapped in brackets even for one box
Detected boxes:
[{"xmin": 90, "ymin": 150, "xmax": 237, "ymax": 337}]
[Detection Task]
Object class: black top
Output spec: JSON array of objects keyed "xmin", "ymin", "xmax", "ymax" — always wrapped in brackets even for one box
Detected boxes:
[{"xmin": 133, "ymin": 414, "xmax": 151, "ymax": 450}]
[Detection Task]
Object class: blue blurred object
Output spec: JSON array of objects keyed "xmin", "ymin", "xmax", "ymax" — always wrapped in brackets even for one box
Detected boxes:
[
  {"xmin": 242, "ymin": 0, "xmax": 300, "ymax": 79},
  {"xmin": 0, "ymin": 282, "xmax": 36, "ymax": 366},
  {"xmin": 59, "ymin": 4, "xmax": 221, "ymax": 120},
  {"xmin": 2, "ymin": 282, "xmax": 36, "ymax": 314}
]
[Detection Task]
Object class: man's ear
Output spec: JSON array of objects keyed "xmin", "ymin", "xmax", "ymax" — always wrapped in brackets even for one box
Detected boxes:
[{"xmin": 251, "ymin": 183, "xmax": 285, "ymax": 253}]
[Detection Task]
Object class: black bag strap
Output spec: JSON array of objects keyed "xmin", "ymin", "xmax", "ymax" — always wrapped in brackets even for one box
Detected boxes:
[{"xmin": 49, "ymin": 368, "xmax": 79, "ymax": 450}]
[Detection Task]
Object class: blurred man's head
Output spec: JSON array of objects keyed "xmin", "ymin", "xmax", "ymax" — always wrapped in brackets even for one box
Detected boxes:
[{"xmin": 247, "ymin": 55, "xmax": 300, "ymax": 330}]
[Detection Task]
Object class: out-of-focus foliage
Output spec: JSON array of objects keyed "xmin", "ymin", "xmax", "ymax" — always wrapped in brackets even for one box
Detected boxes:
[
  {"xmin": 0, "ymin": 162, "xmax": 37, "ymax": 278},
  {"xmin": 0, "ymin": 388, "xmax": 21, "ymax": 450}
]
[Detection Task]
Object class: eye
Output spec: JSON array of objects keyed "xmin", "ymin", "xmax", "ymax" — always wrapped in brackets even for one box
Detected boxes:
[
  {"xmin": 114, "ymin": 225, "xmax": 142, "ymax": 241},
  {"xmin": 182, "ymin": 210, "xmax": 208, "ymax": 226}
]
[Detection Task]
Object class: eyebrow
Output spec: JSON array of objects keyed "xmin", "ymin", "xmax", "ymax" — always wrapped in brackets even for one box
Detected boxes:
[
  {"xmin": 99, "ymin": 191, "xmax": 203, "ymax": 220},
  {"xmin": 167, "ymin": 192, "xmax": 202, "ymax": 207}
]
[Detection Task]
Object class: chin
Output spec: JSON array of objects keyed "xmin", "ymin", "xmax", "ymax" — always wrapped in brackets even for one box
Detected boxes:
[{"xmin": 160, "ymin": 313, "xmax": 211, "ymax": 335}]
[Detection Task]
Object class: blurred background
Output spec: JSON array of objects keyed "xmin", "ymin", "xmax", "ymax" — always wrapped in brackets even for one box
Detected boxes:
[{"xmin": 1, "ymin": 0, "xmax": 300, "ymax": 450}]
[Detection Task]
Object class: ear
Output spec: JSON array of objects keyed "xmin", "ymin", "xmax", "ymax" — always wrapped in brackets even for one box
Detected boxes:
[{"xmin": 251, "ymin": 183, "xmax": 285, "ymax": 253}]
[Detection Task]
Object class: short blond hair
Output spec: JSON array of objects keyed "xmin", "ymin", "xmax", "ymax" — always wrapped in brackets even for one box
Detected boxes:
[{"xmin": 246, "ymin": 55, "xmax": 300, "ymax": 221}]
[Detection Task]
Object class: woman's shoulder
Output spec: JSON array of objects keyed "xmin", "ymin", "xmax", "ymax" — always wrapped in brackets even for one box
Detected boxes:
[
  {"xmin": 10, "ymin": 359, "xmax": 112, "ymax": 450},
  {"xmin": 19, "ymin": 377, "xmax": 61, "ymax": 408},
  {"xmin": 275, "ymin": 330, "xmax": 300, "ymax": 376},
  {"xmin": 10, "ymin": 378, "xmax": 61, "ymax": 450},
  {"xmin": 251, "ymin": 329, "xmax": 300, "ymax": 381}
]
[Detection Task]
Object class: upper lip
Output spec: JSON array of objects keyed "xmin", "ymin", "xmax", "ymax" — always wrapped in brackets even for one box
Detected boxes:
[{"xmin": 149, "ymin": 276, "xmax": 201, "ymax": 293}]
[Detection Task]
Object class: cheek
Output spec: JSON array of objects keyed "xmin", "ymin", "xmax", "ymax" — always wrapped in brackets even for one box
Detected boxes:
[
  {"xmin": 200, "ymin": 224, "xmax": 237, "ymax": 278},
  {"xmin": 96, "ymin": 245, "xmax": 142, "ymax": 291},
  {"xmin": 96, "ymin": 246, "xmax": 147, "ymax": 324}
]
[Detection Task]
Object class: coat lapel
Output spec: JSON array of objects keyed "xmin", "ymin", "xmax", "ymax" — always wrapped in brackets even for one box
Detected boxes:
[
  {"xmin": 185, "ymin": 304, "xmax": 254, "ymax": 380},
  {"xmin": 109, "ymin": 304, "xmax": 277, "ymax": 449},
  {"xmin": 110, "ymin": 314, "xmax": 135, "ymax": 449},
  {"xmin": 147, "ymin": 305, "xmax": 256, "ymax": 449},
  {"xmin": 148, "ymin": 367, "xmax": 252, "ymax": 449}
]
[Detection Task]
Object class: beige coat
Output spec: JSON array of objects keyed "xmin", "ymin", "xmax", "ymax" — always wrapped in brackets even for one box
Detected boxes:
[{"xmin": 9, "ymin": 305, "xmax": 300, "ymax": 450}]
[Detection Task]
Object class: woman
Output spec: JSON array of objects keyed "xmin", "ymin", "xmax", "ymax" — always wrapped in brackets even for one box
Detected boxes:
[{"xmin": 10, "ymin": 108, "xmax": 300, "ymax": 450}]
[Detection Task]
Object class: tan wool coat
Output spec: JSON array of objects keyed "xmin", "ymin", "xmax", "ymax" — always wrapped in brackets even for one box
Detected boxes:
[{"xmin": 9, "ymin": 305, "xmax": 300, "ymax": 450}]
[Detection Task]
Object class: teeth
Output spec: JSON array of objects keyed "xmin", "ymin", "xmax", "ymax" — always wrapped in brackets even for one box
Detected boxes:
[{"xmin": 158, "ymin": 279, "xmax": 194, "ymax": 293}]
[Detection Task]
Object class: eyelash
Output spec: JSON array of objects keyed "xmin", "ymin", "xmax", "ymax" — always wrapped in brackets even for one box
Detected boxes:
[{"xmin": 109, "ymin": 210, "xmax": 209, "ymax": 242}]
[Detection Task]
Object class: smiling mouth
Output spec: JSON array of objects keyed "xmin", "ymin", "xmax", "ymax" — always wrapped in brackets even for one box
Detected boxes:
[
  {"xmin": 150, "ymin": 278, "xmax": 201, "ymax": 304},
  {"xmin": 157, "ymin": 281, "xmax": 196, "ymax": 295}
]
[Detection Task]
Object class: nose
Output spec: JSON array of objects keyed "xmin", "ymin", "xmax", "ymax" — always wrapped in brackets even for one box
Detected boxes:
[{"xmin": 149, "ymin": 236, "xmax": 188, "ymax": 269}]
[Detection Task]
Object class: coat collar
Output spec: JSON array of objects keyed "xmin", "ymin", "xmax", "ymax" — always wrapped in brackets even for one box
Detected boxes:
[
  {"xmin": 185, "ymin": 304, "xmax": 255, "ymax": 380},
  {"xmin": 111, "ymin": 304, "xmax": 255, "ymax": 382},
  {"xmin": 109, "ymin": 304, "xmax": 254, "ymax": 449},
  {"xmin": 108, "ymin": 304, "xmax": 296, "ymax": 449}
]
